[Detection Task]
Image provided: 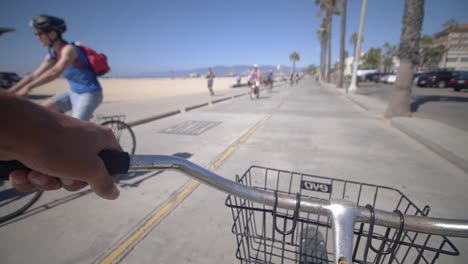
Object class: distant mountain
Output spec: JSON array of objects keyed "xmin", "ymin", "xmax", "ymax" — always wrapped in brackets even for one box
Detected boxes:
[{"xmin": 110, "ymin": 65, "xmax": 304, "ymax": 78}]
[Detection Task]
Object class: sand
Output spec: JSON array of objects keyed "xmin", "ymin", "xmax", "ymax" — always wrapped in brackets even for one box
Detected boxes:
[{"xmin": 29, "ymin": 77, "xmax": 238, "ymax": 103}]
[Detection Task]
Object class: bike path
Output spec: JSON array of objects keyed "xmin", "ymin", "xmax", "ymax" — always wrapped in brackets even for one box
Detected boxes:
[
  {"xmin": 1, "ymin": 79, "xmax": 467, "ymax": 263},
  {"xmin": 122, "ymin": 78, "xmax": 468, "ymax": 263},
  {"xmin": 0, "ymin": 83, "xmax": 292, "ymax": 264}
]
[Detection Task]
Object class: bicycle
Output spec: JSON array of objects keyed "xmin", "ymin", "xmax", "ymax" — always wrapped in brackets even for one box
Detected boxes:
[
  {"xmin": 250, "ymin": 80, "xmax": 261, "ymax": 99},
  {"xmin": 0, "ymin": 116, "xmax": 135, "ymax": 223},
  {"xmin": 95, "ymin": 114, "xmax": 136, "ymax": 155},
  {"xmin": 1, "ymin": 152, "xmax": 467, "ymax": 263}
]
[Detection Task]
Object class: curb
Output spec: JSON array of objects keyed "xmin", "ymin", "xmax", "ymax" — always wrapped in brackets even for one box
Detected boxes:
[
  {"xmin": 127, "ymin": 110, "xmax": 181, "ymax": 127},
  {"xmin": 126, "ymin": 94, "xmax": 245, "ymax": 127},
  {"xmin": 126, "ymin": 82, "xmax": 286, "ymax": 128}
]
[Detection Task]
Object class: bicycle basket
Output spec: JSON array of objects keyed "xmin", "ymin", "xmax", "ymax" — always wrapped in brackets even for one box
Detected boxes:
[{"xmin": 225, "ymin": 166, "xmax": 459, "ymax": 264}]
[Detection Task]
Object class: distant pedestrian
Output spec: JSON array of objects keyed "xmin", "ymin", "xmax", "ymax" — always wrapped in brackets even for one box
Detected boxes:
[
  {"xmin": 236, "ymin": 75, "xmax": 241, "ymax": 86},
  {"xmin": 206, "ymin": 68, "xmax": 215, "ymax": 96}
]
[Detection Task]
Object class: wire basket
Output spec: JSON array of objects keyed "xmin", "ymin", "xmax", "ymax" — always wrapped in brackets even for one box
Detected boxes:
[{"xmin": 225, "ymin": 166, "xmax": 459, "ymax": 264}]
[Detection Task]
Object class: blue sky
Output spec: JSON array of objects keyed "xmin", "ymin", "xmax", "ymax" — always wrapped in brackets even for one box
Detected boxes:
[{"xmin": 1, "ymin": 0, "xmax": 467, "ymax": 76}]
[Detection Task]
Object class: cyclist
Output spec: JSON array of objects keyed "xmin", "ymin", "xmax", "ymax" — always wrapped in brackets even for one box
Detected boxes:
[
  {"xmin": 248, "ymin": 64, "xmax": 261, "ymax": 99},
  {"xmin": 8, "ymin": 15, "xmax": 103, "ymax": 121}
]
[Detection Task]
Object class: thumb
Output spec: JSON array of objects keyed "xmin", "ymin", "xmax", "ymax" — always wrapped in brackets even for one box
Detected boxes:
[{"xmin": 87, "ymin": 158, "xmax": 120, "ymax": 200}]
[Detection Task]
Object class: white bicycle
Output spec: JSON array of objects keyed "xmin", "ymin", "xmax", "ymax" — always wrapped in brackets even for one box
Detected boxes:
[{"xmin": 1, "ymin": 151, "xmax": 467, "ymax": 263}]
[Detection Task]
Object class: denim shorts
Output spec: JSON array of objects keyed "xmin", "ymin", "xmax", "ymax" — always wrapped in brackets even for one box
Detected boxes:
[{"xmin": 52, "ymin": 90, "xmax": 103, "ymax": 121}]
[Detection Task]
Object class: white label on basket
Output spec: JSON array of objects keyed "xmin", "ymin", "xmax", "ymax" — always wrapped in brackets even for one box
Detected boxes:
[{"xmin": 301, "ymin": 181, "xmax": 332, "ymax": 193}]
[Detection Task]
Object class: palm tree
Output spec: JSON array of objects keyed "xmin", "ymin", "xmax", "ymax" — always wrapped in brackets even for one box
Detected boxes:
[
  {"xmin": 443, "ymin": 18, "xmax": 458, "ymax": 31},
  {"xmin": 316, "ymin": 0, "xmax": 339, "ymax": 82},
  {"xmin": 290, "ymin": 52, "xmax": 300, "ymax": 73},
  {"xmin": 338, "ymin": 0, "xmax": 348, "ymax": 88},
  {"xmin": 349, "ymin": 32, "xmax": 363, "ymax": 56},
  {"xmin": 382, "ymin": 42, "xmax": 398, "ymax": 72},
  {"xmin": 385, "ymin": 0, "xmax": 424, "ymax": 118},
  {"xmin": 317, "ymin": 19, "xmax": 328, "ymax": 79}
]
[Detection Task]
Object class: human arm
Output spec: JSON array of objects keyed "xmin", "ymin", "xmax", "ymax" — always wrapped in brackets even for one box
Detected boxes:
[
  {"xmin": 0, "ymin": 91, "xmax": 120, "ymax": 200},
  {"xmin": 14, "ymin": 45, "xmax": 78, "ymax": 96},
  {"xmin": 8, "ymin": 55, "xmax": 55, "ymax": 93}
]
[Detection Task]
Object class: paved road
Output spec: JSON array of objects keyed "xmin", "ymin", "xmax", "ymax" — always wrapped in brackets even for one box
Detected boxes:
[
  {"xmin": 355, "ymin": 82, "xmax": 468, "ymax": 132},
  {"xmin": 1, "ymin": 79, "xmax": 467, "ymax": 263}
]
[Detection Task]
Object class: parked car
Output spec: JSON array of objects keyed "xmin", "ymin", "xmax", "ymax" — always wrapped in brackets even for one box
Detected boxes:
[
  {"xmin": 364, "ymin": 72, "xmax": 378, "ymax": 82},
  {"xmin": 367, "ymin": 72, "xmax": 381, "ymax": 82},
  {"xmin": 416, "ymin": 72, "xmax": 431, "ymax": 87},
  {"xmin": 0, "ymin": 72, "xmax": 21, "ymax": 88},
  {"xmin": 449, "ymin": 71, "xmax": 468, "ymax": 92},
  {"xmin": 377, "ymin": 73, "xmax": 391, "ymax": 83},
  {"xmin": 385, "ymin": 74, "xmax": 397, "ymax": 84},
  {"xmin": 426, "ymin": 70, "xmax": 459, "ymax": 88}
]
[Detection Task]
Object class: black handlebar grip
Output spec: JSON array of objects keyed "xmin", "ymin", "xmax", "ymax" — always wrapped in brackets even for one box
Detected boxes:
[
  {"xmin": 98, "ymin": 150, "xmax": 131, "ymax": 175},
  {"xmin": 0, "ymin": 150, "xmax": 131, "ymax": 180}
]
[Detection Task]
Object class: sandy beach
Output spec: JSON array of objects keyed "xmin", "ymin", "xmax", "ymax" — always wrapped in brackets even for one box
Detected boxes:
[{"xmin": 30, "ymin": 77, "xmax": 238, "ymax": 103}]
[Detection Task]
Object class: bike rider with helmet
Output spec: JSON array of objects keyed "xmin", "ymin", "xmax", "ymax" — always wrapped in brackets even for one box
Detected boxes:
[
  {"xmin": 248, "ymin": 64, "xmax": 261, "ymax": 99},
  {"xmin": 9, "ymin": 15, "xmax": 103, "ymax": 121}
]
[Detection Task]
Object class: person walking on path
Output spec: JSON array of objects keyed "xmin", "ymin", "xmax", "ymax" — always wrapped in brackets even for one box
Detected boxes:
[
  {"xmin": 206, "ymin": 68, "xmax": 215, "ymax": 96},
  {"xmin": 8, "ymin": 15, "xmax": 103, "ymax": 121}
]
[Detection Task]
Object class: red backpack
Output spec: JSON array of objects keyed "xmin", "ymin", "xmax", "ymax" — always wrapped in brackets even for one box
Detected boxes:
[{"xmin": 72, "ymin": 42, "xmax": 111, "ymax": 76}]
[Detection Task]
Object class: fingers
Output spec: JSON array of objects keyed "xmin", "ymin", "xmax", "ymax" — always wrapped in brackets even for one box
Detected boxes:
[
  {"xmin": 10, "ymin": 170, "xmax": 36, "ymax": 192},
  {"xmin": 86, "ymin": 158, "xmax": 120, "ymax": 200},
  {"xmin": 10, "ymin": 170, "xmax": 88, "ymax": 192},
  {"xmin": 60, "ymin": 179, "xmax": 88, "ymax": 192},
  {"xmin": 27, "ymin": 171, "xmax": 62, "ymax": 191}
]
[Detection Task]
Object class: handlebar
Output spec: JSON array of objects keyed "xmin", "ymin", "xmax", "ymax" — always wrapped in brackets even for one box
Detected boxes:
[{"xmin": 1, "ymin": 151, "xmax": 468, "ymax": 263}]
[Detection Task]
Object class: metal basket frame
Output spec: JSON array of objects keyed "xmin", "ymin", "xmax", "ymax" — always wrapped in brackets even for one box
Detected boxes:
[{"xmin": 225, "ymin": 166, "xmax": 459, "ymax": 264}]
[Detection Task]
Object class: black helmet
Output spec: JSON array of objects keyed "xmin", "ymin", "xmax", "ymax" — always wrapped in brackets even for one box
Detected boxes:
[{"xmin": 31, "ymin": 15, "xmax": 66, "ymax": 33}]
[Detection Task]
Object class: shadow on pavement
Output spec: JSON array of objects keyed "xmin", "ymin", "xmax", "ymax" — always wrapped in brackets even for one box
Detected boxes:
[
  {"xmin": 0, "ymin": 152, "xmax": 193, "ymax": 226},
  {"xmin": 411, "ymin": 95, "xmax": 468, "ymax": 112}
]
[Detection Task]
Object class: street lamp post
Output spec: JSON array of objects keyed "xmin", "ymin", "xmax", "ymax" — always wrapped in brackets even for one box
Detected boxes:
[{"xmin": 348, "ymin": 0, "xmax": 368, "ymax": 94}]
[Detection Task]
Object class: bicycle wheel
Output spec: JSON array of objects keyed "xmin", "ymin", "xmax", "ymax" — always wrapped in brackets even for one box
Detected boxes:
[
  {"xmin": 0, "ymin": 180, "xmax": 43, "ymax": 223},
  {"xmin": 101, "ymin": 120, "xmax": 136, "ymax": 154}
]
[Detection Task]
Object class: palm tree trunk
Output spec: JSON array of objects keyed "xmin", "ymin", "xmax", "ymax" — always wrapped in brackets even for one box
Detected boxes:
[
  {"xmin": 327, "ymin": 14, "xmax": 332, "ymax": 83},
  {"xmin": 338, "ymin": 0, "xmax": 347, "ymax": 88},
  {"xmin": 321, "ymin": 37, "xmax": 327, "ymax": 79},
  {"xmin": 385, "ymin": 0, "xmax": 424, "ymax": 118}
]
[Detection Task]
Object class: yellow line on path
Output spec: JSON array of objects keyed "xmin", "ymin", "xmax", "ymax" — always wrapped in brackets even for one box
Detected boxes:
[
  {"xmin": 213, "ymin": 127, "xmax": 257, "ymax": 168},
  {"xmin": 99, "ymin": 180, "xmax": 199, "ymax": 264},
  {"xmin": 99, "ymin": 125, "xmax": 258, "ymax": 264}
]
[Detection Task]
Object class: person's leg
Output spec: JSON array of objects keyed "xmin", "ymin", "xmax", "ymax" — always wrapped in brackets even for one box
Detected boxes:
[
  {"xmin": 43, "ymin": 91, "xmax": 72, "ymax": 114},
  {"xmin": 71, "ymin": 91, "xmax": 103, "ymax": 121},
  {"xmin": 208, "ymin": 80, "xmax": 214, "ymax": 95}
]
